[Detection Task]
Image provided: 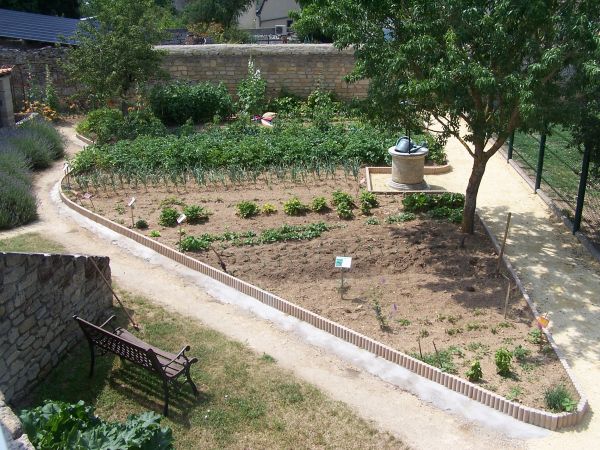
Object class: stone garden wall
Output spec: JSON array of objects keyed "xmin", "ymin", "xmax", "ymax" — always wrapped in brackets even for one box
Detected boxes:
[
  {"xmin": 0, "ymin": 252, "xmax": 112, "ymax": 403},
  {"xmin": 158, "ymin": 44, "xmax": 368, "ymax": 100}
]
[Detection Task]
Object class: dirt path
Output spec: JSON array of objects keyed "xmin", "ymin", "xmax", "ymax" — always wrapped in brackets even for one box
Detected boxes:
[{"xmin": 5, "ymin": 121, "xmax": 600, "ymax": 449}]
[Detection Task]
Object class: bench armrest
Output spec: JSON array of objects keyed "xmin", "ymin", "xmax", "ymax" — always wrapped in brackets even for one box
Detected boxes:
[
  {"xmin": 99, "ymin": 315, "xmax": 117, "ymax": 332},
  {"xmin": 162, "ymin": 345, "xmax": 196, "ymax": 369}
]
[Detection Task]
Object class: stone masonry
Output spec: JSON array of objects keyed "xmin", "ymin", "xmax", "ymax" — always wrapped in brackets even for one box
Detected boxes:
[
  {"xmin": 158, "ymin": 44, "xmax": 369, "ymax": 100},
  {"xmin": 0, "ymin": 253, "xmax": 112, "ymax": 403}
]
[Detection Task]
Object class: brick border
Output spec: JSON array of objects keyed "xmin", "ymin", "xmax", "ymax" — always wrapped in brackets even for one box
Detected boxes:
[{"xmin": 59, "ymin": 185, "xmax": 588, "ymax": 430}]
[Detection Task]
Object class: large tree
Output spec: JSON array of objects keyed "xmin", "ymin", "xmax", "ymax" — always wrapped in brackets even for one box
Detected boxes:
[
  {"xmin": 183, "ymin": 0, "xmax": 253, "ymax": 29},
  {"xmin": 294, "ymin": 0, "xmax": 600, "ymax": 233},
  {"xmin": 64, "ymin": 0, "xmax": 167, "ymax": 111}
]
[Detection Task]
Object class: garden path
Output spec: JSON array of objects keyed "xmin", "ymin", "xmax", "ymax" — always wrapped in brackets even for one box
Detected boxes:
[
  {"xmin": 2, "ymin": 120, "xmax": 599, "ymax": 448},
  {"xmin": 442, "ymin": 134, "xmax": 600, "ymax": 449}
]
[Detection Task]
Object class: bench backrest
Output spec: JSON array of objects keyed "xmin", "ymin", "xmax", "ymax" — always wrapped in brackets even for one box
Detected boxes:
[{"xmin": 74, "ymin": 316, "xmax": 163, "ymax": 376}]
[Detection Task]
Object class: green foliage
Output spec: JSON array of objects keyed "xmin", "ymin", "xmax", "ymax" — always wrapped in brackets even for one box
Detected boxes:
[
  {"xmin": 2, "ymin": 128, "xmax": 52, "ymax": 170},
  {"xmin": 402, "ymin": 193, "xmax": 465, "ymax": 220},
  {"xmin": 331, "ymin": 190, "xmax": 354, "ymax": 207},
  {"xmin": 528, "ymin": 328, "xmax": 544, "ymax": 345},
  {"xmin": 76, "ymin": 108, "xmax": 166, "ymax": 144},
  {"xmin": 179, "ymin": 235, "xmax": 212, "ymax": 252},
  {"xmin": 412, "ymin": 347, "xmax": 461, "ymax": 374},
  {"xmin": 544, "ymin": 385, "xmax": 577, "ymax": 412},
  {"xmin": 466, "ymin": 360, "xmax": 483, "ymax": 382},
  {"xmin": 283, "ymin": 197, "xmax": 309, "ymax": 216},
  {"xmin": 19, "ymin": 400, "xmax": 173, "ymax": 449},
  {"xmin": 71, "ymin": 119, "xmax": 394, "ymax": 176},
  {"xmin": 310, "ymin": 196, "xmax": 328, "ymax": 212},
  {"xmin": 303, "ymin": 89, "xmax": 337, "ymax": 130},
  {"xmin": 365, "ymin": 217, "xmax": 380, "ymax": 225},
  {"xmin": 261, "ymin": 203, "xmax": 277, "ymax": 215},
  {"xmin": 371, "ymin": 298, "xmax": 389, "ymax": 331},
  {"xmin": 429, "ymin": 206, "xmax": 463, "ymax": 223},
  {"xmin": 149, "ymin": 230, "xmax": 161, "ymax": 237},
  {"xmin": 183, "ymin": 205, "xmax": 210, "ymax": 224},
  {"xmin": 64, "ymin": 0, "xmax": 167, "ymax": 107},
  {"xmin": 237, "ymin": 59, "xmax": 267, "ymax": 116},
  {"xmin": 293, "ymin": 0, "xmax": 600, "ymax": 233},
  {"xmin": 494, "ymin": 348, "xmax": 513, "ymax": 376},
  {"xmin": 183, "ymin": 0, "xmax": 253, "ymax": 28},
  {"xmin": 359, "ymin": 190, "xmax": 378, "ymax": 215},
  {"xmin": 149, "ymin": 81, "xmax": 234, "ymax": 125},
  {"xmin": 512, "ymin": 344, "xmax": 531, "ymax": 362},
  {"xmin": 236, "ymin": 201, "xmax": 260, "ymax": 218},
  {"xmin": 0, "ymin": 170, "xmax": 37, "ymax": 230},
  {"xmin": 385, "ymin": 212, "xmax": 415, "ymax": 224},
  {"xmin": 20, "ymin": 119, "xmax": 64, "ymax": 160},
  {"xmin": 336, "ymin": 202, "xmax": 354, "ymax": 220},
  {"xmin": 158, "ymin": 207, "xmax": 179, "ymax": 227},
  {"xmin": 134, "ymin": 219, "xmax": 148, "ymax": 229}
]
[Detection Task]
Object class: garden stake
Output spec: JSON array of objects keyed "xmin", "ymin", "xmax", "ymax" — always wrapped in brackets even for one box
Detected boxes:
[
  {"xmin": 432, "ymin": 340, "xmax": 442, "ymax": 368},
  {"xmin": 503, "ymin": 281, "xmax": 512, "ymax": 319},
  {"xmin": 210, "ymin": 246, "xmax": 227, "ymax": 273},
  {"xmin": 418, "ymin": 337, "xmax": 423, "ymax": 359},
  {"xmin": 130, "ymin": 204, "xmax": 135, "ymax": 228},
  {"xmin": 340, "ymin": 268, "xmax": 345, "ymax": 299},
  {"xmin": 496, "ymin": 212, "xmax": 512, "ymax": 274},
  {"xmin": 90, "ymin": 258, "xmax": 139, "ymax": 331}
]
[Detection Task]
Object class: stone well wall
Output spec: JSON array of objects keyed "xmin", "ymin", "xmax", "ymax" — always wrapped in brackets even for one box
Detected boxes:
[
  {"xmin": 158, "ymin": 44, "xmax": 368, "ymax": 100},
  {"xmin": 0, "ymin": 252, "xmax": 112, "ymax": 403}
]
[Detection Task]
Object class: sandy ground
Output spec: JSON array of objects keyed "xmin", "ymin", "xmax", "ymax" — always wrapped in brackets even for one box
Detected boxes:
[{"xmin": 2, "ymin": 120, "xmax": 599, "ymax": 448}]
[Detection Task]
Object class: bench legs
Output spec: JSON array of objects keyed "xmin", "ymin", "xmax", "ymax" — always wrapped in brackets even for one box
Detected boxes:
[
  {"xmin": 85, "ymin": 340, "xmax": 96, "ymax": 378},
  {"xmin": 185, "ymin": 366, "xmax": 199, "ymax": 397},
  {"xmin": 163, "ymin": 379, "xmax": 170, "ymax": 416}
]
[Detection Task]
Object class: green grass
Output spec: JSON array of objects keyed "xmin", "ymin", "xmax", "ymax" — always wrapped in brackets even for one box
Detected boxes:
[
  {"xmin": 0, "ymin": 232, "xmax": 65, "ymax": 253},
  {"xmin": 21, "ymin": 292, "xmax": 404, "ymax": 449}
]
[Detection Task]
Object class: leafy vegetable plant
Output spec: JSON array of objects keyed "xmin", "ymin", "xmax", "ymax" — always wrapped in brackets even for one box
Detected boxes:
[
  {"xmin": 283, "ymin": 197, "xmax": 308, "ymax": 216},
  {"xmin": 236, "ymin": 201, "xmax": 260, "ymax": 218},
  {"xmin": 158, "ymin": 207, "xmax": 179, "ymax": 227},
  {"xmin": 494, "ymin": 348, "xmax": 513, "ymax": 376}
]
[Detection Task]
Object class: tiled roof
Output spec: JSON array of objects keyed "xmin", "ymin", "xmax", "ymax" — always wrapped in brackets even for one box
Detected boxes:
[
  {"xmin": 0, "ymin": 67, "xmax": 13, "ymax": 76},
  {"xmin": 0, "ymin": 8, "xmax": 80, "ymax": 44}
]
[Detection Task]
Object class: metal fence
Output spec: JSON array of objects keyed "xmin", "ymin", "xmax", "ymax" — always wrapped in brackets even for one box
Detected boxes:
[{"xmin": 507, "ymin": 128, "xmax": 600, "ymax": 252}]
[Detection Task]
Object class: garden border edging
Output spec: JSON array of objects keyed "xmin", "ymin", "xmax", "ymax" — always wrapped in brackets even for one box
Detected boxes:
[{"xmin": 58, "ymin": 186, "xmax": 588, "ymax": 430}]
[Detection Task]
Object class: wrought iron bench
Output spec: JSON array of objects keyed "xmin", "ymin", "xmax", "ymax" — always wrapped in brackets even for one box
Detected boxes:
[{"xmin": 73, "ymin": 315, "xmax": 199, "ymax": 416}]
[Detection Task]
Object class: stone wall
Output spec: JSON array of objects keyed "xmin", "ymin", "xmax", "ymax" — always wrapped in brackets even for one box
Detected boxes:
[
  {"xmin": 0, "ymin": 46, "xmax": 75, "ymax": 109},
  {"xmin": 0, "ymin": 253, "xmax": 112, "ymax": 404},
  {"xmin": 157, "ymin": 44, "xmax": 368, "ymax": 99}
]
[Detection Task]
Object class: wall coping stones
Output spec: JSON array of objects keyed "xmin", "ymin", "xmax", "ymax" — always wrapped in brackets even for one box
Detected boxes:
[{"xmin": 156, "ymin": 43, "xmax": 354, "ymax": 57}]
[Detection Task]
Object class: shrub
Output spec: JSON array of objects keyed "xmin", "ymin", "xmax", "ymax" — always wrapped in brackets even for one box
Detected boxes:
[
  {"xmin": 19, "ymin": 400, "xmax": 173, "ymax": 450},
  {"xmin": 76, "ymin": 108, "xmax": 166, "ymax": 144},
  {"xmin": 310, "ymin": 196, "xmax": 328, "ymax": 212},
  {"xmin": 20, "ymin": 118, "xmax": 64, "ymax": 160},
  {"xmin": 0, "ymin": 147, "xmax": 32, "ymax": 185},
  {"xmin": 412, "ymin": 133, "xmax": 447, "ymax": 165},
  {"xmin": 134, "ymin": 219, "xmax": 148, "ymax": 229},
  {"xmin": 0, "ymin": 174, "xmax": 37, "ymax": 229},
  {"xmin": 494, "ymin": 348, "xmax": 513, "ymax": 376},
  {"xmin": 283, "ymin": 197, "xmax": 309, "ymax": 216},
  {"xmin": 411, "ymin": 347, "xmax": 460, "ymax": 374},
  {"xmin": 336, "ymin": 202, "xmax": 354, "ymax": 220},
  {"xmin": 262, "ymin": 203, "xmax": 277, "ymax": 215},
  {"xmin": 528, "ymin": 327, "xmax": 544, "ymax": 345},
  {"xmin": 386, "ymin": 212, "xmax": 416, "ymax": 223},
  {"xmin": 331, "ymin": 190, "xmax": 355, "ymax": 207},
  {"xmin": 236, "ymin": 201, "xmax": 259, "ymax": 218},
  {"xmin": 149, "ymin": 81, "xmax": 233, "ymax": 125},
  {"xmin": 544, "ymin": 385, "xmax": 577, "ymax": 412},
  {"xmin": 466, "ymin": 360, "xmax": 483, "ymax": 382},
  {"xmin": 237, "ymin": 58, "xmax": 266, "ymax": 115},
  {"xmin": 402, "ymin": 193, "xmax": 436, "ymax": 213},
  {"xmin": 1, "ymin": 128, "xmax": 53, "ymax": 170},
  {"xmin": 513, "ymin": 344, "xmax": 531, "ymax": 362},
  {"xmin": 183, "ymin": 205, "xmax": 210, "ymax": 224},
  {"xmin": 359, "ymin": 190, "xmax": 378, "ymax": 215},
  {"xmin": 179, "ymin": 235, "xmax": 211, "ymax": 252},
  {"xmin": 158, "ymin": 207, "xmax": 179, "ymax": 227},
  {"xmin": 149, "ymin": 230, "xmax": 161, "ymax": 237}
]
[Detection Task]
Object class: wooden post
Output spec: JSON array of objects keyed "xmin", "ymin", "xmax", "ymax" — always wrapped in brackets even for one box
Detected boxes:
[{"xmin": 496, "ymin": 212, "xmax": 512, "ymax": 274}]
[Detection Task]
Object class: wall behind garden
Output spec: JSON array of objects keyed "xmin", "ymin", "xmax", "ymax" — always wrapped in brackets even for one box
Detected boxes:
[
  {"xmin": 158, "ymin": 44, "xmax": 368, "ymax": 100},
  {"xmin": 0, "ymin": 252, "xmax": 112, "ymax": 403}
]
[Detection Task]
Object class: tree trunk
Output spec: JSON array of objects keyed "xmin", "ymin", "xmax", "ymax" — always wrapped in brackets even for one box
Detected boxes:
[{"xmin": 461, "ymin": 155, "xmax": 489, "ymax": 234}]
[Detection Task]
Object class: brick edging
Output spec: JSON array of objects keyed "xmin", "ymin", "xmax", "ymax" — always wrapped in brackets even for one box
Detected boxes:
[{"xmin": 59, "ymin": 186, "xmax": 588, "ymax": 430}]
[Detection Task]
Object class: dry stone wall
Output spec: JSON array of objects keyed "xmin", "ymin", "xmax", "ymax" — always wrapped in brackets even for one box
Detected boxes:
[
  {"xmin": 0, "ymin": 253, "xmax": 112, "ymax": 404},
  {"xmin": 157, "ymin": 44, "xmax": 369, "ymax": 99}
]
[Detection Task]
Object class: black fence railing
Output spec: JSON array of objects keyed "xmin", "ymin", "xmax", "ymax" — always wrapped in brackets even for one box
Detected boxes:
[{"xmin": 508, "ymin": 128, "xmax": 600, "ymax": 252}]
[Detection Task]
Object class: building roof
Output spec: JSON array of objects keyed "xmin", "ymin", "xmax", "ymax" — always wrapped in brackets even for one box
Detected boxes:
[
  {"xmin": 0, "ymin": 67, "xmax": 13, "ymax": 76},
  {"xmin": 0, "ymin": 8, "xmax": 81, "ymax": 44}
]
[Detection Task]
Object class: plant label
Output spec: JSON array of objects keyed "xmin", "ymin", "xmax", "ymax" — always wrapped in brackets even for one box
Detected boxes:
[
  {"xmin": 335, "ymin": 256, "xmax": 352, "ymax": 269},
  {"xmin": 128, "ymin": 197, "xmax": 136, "ymax": 207},
  {"xmin": 177, "ymin": 214, "xmax": 187, "ymax": 224},
  {"xmin": 82, "ymin": 192, "xmax": 93, "ymax": 199},
  {"xmin": 63, "ymin": 162, "xmax": 72, "ymax": 174}
]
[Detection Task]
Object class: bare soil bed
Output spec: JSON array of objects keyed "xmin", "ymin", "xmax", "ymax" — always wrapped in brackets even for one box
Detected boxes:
[{"xmin": 65, "ymin": 171, "xmax": 578, "ymax": 411}]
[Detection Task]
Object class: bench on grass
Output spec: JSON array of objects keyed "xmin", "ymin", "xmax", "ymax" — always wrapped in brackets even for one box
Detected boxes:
[{"xmin": 73, "ymin": 315, "xmax": 199, "ymax": 416}]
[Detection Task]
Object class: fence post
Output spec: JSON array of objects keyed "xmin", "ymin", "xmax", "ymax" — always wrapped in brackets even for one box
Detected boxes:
[
  {"xmin": 534, "ymin": 133, "xmax": 546, "ymax": 192},
  {"xmin": 573, "ymin": 140, "xmax": 591, "ymax": 234},
  {"xmin": 507, "ymin": 131, "xmax": 514, "ymax": 161}
]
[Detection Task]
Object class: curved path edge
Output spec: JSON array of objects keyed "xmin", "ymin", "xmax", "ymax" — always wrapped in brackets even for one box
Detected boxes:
[{"xmin": 58, "ymin": 178, "xmax": 587, "ymax": 430}]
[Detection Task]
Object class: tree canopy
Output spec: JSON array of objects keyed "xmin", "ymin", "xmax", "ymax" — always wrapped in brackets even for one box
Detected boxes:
[
  {"xmin": 64, "ymin": 0, "xmax": 167, "ymax": 110},
  {"xmin": 183, "ymin": 0, "xmax": 253, "ymax": 29},
  {"xmin": 294, "ymin": 0, "xmax": 600, "ymax": 233}
]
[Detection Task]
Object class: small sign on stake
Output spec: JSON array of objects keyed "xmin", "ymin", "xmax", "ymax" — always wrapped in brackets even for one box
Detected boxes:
[
  {"xmin": 128, "ymin": 197, "xmax": 136, "ymax": 227},
  {"xmin": 177, "ymin": 214, "xmax": 187, "ymax": 224},
  {"xmin": 335, "ymin": 256, "xmax": 352, "ymax": 298},
  {"xmin": 128, "ymin": 197, "xmax": 136, "ymax": 207}
]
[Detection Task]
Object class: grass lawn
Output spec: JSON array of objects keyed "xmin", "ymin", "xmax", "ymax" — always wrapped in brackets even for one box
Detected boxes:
[
  {"xmin": 20, "ymin": 291, "xmax": 405, "ymax": 449},
  {"xmin": 0, "ymin": 232, "xmax": 66, "ymax": 253}
]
